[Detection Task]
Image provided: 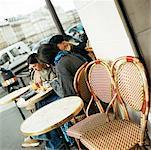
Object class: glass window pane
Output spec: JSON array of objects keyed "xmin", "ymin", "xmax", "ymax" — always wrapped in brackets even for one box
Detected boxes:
[
  {"xmin": 51, "ymin": 0, "xmax": 96, "ymax": 60},
  {"xmin": 10, "ymin": 48, "xmax": 21, "ymax": 57},
  {"xmin": 0, "ymin": 0, "xmax": 59, "ymax": 52},
  {"xmin": 51, "ymin": 0, "xmax": 83, "ymax": 40},
  {"xmin": 0, "ymin": 0, "xmax": 59, "ymax": 73},
  {"xmin": 0, "ymin": 53, "xmax": 10, "ymax": 65}
]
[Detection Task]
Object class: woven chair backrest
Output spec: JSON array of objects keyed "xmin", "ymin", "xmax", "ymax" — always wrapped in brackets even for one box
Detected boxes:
[
  {"xmin": 112, "ymin": 56, "xmax": 149, "ymax": 112},
  {"xmin": 74, "ymin": 62, "xmax": 91, "ymax": 104},
  {"xmin": 88, "ymin": 60, "xmax": 113, "ymax": 104}
]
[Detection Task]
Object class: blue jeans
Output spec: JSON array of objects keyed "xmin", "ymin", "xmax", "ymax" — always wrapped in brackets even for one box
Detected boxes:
[
  {"xmin": 33, "ymin": 91, "xmax": 74, "ymax": 149},
  {"xmin": 33, "ymin": 129, "xmax": 63, "ymax": 150},
  {"xmin": 60, "ymin": 122, "xmax": 75, "ymax": 146},
  {"xmin": 34, "ymin": 91, "xmax": 63, "ymax": 149},
  {"xmin": 35, "ymin": 90, "xmax": 59, "ymax": 109}
]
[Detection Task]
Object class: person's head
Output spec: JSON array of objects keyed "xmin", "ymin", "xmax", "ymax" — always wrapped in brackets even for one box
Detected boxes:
[
  {"xmin": 49, "ymin": 35, "xmax": 70, "ymax": 51},
  {"xmin": 37, "ymin": 44, "xmax": 60, "ymax": 65},
  {"xmin": 27, "ymin": 53, "xmax": 43, "ymax": 71}
]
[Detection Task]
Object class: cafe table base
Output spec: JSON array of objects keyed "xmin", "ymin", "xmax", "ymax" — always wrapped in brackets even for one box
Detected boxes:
[{"xmin": 14, "ymin": 100, "xmax": 26, "ymax": 120}]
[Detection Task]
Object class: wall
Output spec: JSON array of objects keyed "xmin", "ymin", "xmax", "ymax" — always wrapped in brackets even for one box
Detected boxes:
[
  {"xmin": 121, "ymin": 0, "xmax": 151, "ymax": 85},
  {"xmin": 121, "ymin": 0, "xmax": 151, "ymax": 139},
  {"xmin": 73, "ymin": 0, "xmax": 135, "ymax": 61}
]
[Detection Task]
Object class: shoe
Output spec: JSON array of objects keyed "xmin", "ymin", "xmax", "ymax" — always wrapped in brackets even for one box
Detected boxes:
[
  {"xmin": 22, "ymin": 137, "xmax": 40, "ymax": 147},
  {"xmin": 17, "ymin": 98, "xmax": 28, "ymax": 108}
]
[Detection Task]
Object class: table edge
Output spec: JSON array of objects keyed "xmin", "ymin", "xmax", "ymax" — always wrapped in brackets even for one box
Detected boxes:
[{"xmin": 21, "ymin": 100, "xmax": 84, "ymax": 136}]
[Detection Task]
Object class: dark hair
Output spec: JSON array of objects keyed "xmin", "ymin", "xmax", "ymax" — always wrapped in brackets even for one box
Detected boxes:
[
  {"xmin": 49, "ymin": 35, "xmax": 65, "ymax": 45},
  {"xmin": 37, "ymin": 44, "xmax": 60, "ymax": 65},
  {"xmin": 27, "ymin": 53, "xmax": 38, "ymax": 65}
]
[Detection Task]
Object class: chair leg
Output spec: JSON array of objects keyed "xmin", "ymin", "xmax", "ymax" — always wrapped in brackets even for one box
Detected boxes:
[
  {"xmin": 75, "ymin": 138, "xmax": 82, "ymax": 150},
  {"xmin": 71, "ymin": 117, "xmax": 82, "ymax": 150},
  {"xmin": 139, "ymin": 146, "xmax": 148, "ymax": 150}
]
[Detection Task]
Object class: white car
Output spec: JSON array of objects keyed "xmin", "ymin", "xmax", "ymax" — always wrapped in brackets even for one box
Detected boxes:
[{"xmin": 0, "ymin": 41, "xmax": 31, "ymax": 73}]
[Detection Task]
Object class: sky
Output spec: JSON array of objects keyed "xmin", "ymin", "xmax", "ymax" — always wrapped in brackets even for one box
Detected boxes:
[{"xmin": 0, "ymin": 0, "xmax": 75, "ymax": 18}]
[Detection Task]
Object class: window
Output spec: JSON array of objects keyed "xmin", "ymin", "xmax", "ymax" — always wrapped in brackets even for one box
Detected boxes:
[
  {"xmin": 10, "ymin": 48, "xmax": 21, "ymax": 57},
  {"xmin": 51, "ymin": 0, "xmax": 81, "ymax": 32},
  {"xmin": 0, "ymin": 0, "xmax": 59, "ymax": 52},
  {"xmin": 51, "ymin": 0, "xmax": 89, "ymax": 42},
  {"xmin": 0, "ymin": 53, "xmax": 10, "ymax": 65}
]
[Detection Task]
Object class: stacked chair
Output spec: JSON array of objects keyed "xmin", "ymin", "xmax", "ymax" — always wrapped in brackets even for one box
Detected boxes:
[
  {"xmin": 73, "ymin": 61, "xmax": 99, "ymax": 118},
  {"xmin": 73, "ymin": 62, "xmax": 90, "ymax": 119},
  {"xmin": 67, "ymin": 56, "xmax": 149, "ymax": 150}
]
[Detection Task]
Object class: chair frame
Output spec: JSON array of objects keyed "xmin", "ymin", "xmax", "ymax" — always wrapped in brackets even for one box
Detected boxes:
[
  {"xmin": 85, "ymin": 59, "xmax": 118, "ymax": 117},
  {"xmin": 111, "ymin": 56, "xmax": 149, "ymax": 146},
  {"xmin": 72, "ymin": 62, "xmax": 92, "ymax": 149},
  {"xmin": 73, "ymin": 62, "xmax": 89, "ymax": 99},
  {"xmin": 67, "ymin": 59, "xmax": 117, "ymax": 142},
  {"xmin": 76, "ymin": 56, "xmax": 149, "ymax": 149},
  {"xmin": 73, "ymin": 62, "xmax": 92, "ymax": 115}
]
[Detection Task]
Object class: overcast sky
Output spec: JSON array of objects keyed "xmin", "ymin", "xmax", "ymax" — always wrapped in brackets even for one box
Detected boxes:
[{"xmin": 0, "ymin": 0, "xmax": 75, "ymax": 18}]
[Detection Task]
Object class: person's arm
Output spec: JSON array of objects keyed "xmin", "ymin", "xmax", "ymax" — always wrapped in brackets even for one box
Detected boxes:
[
  {"xmin": 33, "ymin": 70, "xmax": 42, "ymax": 86},
  {"xmin": 49, "ymin": 77, "xmax": 63, "ymax": 97},
  {"xmin": 50, "ymin": 62, "xmax": 75, "ymax": 98},
  {"xmin": 58, "ymin": 66, "xmax": 75, "ymax": 97},
  {"xmin": 47, "ymin": 66, "xmax": 57, "ymax": 81}
]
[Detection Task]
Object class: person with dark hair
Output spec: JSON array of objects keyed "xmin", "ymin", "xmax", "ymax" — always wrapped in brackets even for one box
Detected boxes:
[
  {"xmin": 27, "ymin": 53, "xmax": 39, "ymax": 65},
  {"xmin": 37, "ymin": 43, "xmax": 87, "ymax": 148},
  {"xmin": 20, "ymin": 53, "xmax": 65, "ymax": 149},
  {"xmin": 49, "ymin": 34, "xmax": 92, "ymax": 62},
  {"xmin": 37, "ymin": 43, "xmax": 87, "ymax": 98},
  {"xmin": 27, "ymin": 53, "xmax": 56, "ymax": 88},
  {"xmin": 37, "ymin": 44, "xmax": 60, "ymax": 65}
]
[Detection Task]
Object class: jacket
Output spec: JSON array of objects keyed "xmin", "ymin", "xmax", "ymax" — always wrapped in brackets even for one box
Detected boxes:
[{"xmin": 50, "ymin": 54, "xmax": 86, "ymax": 97}]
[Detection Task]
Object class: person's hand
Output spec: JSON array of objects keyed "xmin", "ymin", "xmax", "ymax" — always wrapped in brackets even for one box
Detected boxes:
[
  {"xmin": 43, "ymin": 81, "xmax": 52, "ymax": 90},
  {"xmin": 30, "ymin": 82, "xmax": 39, "ymax": 90}
]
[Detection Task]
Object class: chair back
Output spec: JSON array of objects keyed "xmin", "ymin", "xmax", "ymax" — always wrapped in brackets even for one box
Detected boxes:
[
  {"xmin": 87, "ymin": 60, "xmax": 116, "ymax": 113},
  {"xmin": 112, "ymin": 56, "xmax": 149, "ymax": 123},
  {"xmin": 74, "ymin": 62, "xmax": 91, "ymax": 105}
]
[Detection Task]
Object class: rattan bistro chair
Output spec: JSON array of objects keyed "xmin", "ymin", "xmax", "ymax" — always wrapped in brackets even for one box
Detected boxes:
[
  {"xmin": 73, "ymin": 62, "xmax": 91, "ymax": 110},
  {"xmin": 72, "ymin": 62, "xmax": 90, "ymax": 123},
  {"xmin": 74, "ymin": 62, "xmax": 99, "ymax": 116},
  {"xmin": 67, "ymin": 60, "xmax": 117, "ymax": 139},
  {"xmin": 79, "ymin": 56, "xmax": 149, "ymax": 150}
]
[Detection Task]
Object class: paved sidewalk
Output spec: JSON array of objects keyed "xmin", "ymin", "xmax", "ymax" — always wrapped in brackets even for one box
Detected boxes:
[
  {"xmin": 0, "ymin": 106, "xmax": 43, "ymax": 150},
  {"xmin": 0, "ymin": 101, "xmax": 150, "ymax": 150}
]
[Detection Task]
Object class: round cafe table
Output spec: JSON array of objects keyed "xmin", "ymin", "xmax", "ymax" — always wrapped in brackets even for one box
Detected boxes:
[
  {"xmin": 20, "ymin": 96, "xmax": 84, "ymax": 136},
  {"xmin": 17, "ymin": 87, "xmax": 53, "ymax": 109},
  {"xmin": 0, "ymin": 85, "xmax": 30, "ymax": 105},
  {"xmin": 0, "ymin": 85, "xmax": 30, "ymax": 120}
]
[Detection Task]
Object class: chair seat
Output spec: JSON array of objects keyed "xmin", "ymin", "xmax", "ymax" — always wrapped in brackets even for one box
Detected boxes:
[
  {"xmin": 67, "ymin": 113, "xmax": 114, "ymax": 139},
  {"xmin": 80, "ymin": 120, "xmax": 140, "ymax": 150}
]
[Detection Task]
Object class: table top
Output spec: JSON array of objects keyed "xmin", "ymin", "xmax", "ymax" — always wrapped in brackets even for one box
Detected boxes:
[
  {"xmin": 20, "ymin": 96, "xmax": 84, "ymax": 136},
  {"xmin": 23, "ymin": 87, "xmax": 53, "ymax": 107},
  {"xmin": 0, "ymin": 86, "xmax": 30, "ymax": 105}
]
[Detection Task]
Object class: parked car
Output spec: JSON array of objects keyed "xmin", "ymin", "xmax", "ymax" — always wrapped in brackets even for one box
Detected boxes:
[
  {"xmin": 65, "ymin": 23, "xmax": 87, "ymax": 42},
  {"xmin": 0, "ymin": 41, "xmax": 31, "ymax": 74}
]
